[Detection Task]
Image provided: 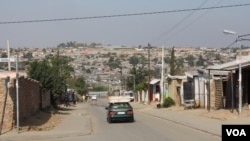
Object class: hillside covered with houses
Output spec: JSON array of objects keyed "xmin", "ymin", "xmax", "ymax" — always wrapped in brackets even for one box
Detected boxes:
[{"xmin": 1, "ymin": 43, "xmax": 250, "ymax": 110}]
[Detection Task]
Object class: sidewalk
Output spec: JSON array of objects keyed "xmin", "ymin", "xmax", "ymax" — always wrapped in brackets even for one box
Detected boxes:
[
  {"xmin": 0, "ymin": 103, "xmax": 92, "ymax": 141},
  {"xmin": 131, "ymin": 102, "xmax": 250, "ymax": 137}
]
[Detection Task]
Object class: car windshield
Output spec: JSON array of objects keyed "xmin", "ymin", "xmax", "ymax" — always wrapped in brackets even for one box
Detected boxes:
[
  {"xmin": 124, "ymin": 92, "xmax": 133, "ymax": 96},
  {"xmin": 110, "ymin": 102, "xmax": 130, "ymax": 108}
]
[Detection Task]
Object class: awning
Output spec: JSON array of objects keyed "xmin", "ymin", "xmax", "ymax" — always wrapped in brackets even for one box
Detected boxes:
[{"xmin": 150, "ymin": 79, "xmax": 160, "ymax": 85}]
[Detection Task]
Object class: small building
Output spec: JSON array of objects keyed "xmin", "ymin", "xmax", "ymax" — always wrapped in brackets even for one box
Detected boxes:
[
  {"xmin": 167, "ymin": 75, "xmax": 186, "ymax": 106},
  {"xmin": 149, "ymin": 79, "xmax": 161, "ymax": 102},
  {"xmin": 207, "ymin": 57, "xmax": 250, "ymax": 111}
]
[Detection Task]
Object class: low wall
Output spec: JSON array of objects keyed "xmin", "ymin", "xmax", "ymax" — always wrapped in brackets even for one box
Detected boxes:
[{"xmin": 0, "ymin": 76, "xmax": 50, "ymax": 133}]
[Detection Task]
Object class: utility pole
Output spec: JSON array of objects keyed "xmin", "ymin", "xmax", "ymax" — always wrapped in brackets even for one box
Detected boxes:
[
  {"xmin": 223, "ymin": 29, "xmax": 250, "ymax": 114},
  {"xmin": 161, "ymin": 46, "xmax": 165, "ymax": 104},
  {"xmin": 16, "ymin": 50, "xmax": 20, "ymax": 133},
  {"xmin": 147, "ymin": 43, "xmax": 151, "ymax": 103},
  {"xmin": 7, "ymin": 40, "xmax": 11, "ymax": 71}
]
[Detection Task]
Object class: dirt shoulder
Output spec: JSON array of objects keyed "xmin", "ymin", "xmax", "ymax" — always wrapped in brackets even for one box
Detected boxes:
[{"xmin": 19, "ymin": 105, "xmax": 72, "ymax": 132}]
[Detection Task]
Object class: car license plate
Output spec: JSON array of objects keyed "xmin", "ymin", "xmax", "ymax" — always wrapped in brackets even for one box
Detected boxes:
[{"xmin": 117, "ymin": 112, "xmax": 125, "ymax": 114}]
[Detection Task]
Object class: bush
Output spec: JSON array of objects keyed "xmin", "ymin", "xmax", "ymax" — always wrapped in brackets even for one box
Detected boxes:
[
  {"xmin": 162, "ymin": 97, "xmax": 175, "ymax": 108},
  {"xmin": 156, "ymin": 104, "xmax": 161, "ymax": 108}
]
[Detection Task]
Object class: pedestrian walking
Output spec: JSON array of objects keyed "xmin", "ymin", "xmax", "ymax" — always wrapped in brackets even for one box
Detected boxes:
[
  {"xmin": 63, "ymin": 92, "xmax": 69, "ymax": 107},
  {"xmin": 72, "ymin": 91, "xmax": 76, "ymax": 105}
]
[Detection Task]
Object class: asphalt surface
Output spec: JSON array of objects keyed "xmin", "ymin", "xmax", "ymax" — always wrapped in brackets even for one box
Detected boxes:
[{"xmin": 0, "ymin": 101, "xmax": 250, "ymax": 141}]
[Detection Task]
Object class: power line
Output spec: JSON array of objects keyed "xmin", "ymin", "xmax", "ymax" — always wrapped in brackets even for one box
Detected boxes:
[
  {"xmin": 151, "ymin": 0, "xmax": 210, "ymax": 43},
  {"xmin": 0, "ymin": 3, "xmax": 250, "ymax": 25},
  {"xmin": 153, "ymin": 0, "xmax": 224, "ymax": 45}
]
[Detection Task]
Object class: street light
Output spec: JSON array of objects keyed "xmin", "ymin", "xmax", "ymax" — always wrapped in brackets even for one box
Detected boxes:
[{"xmin": 223, "ymin": 29, "xmax": 242, "ymax": 114}]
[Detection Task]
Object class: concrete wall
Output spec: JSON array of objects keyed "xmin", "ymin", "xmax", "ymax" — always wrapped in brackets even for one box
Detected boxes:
[
  {"xmin": 0, "ymin": 76, "xmax": 50, "ymax": 133},
  {"xmin": 168, "ymin": 79, "xmax": 183, "ymax": 106}
]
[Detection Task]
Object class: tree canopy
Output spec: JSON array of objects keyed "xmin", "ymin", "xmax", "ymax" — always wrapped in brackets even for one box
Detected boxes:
[
  {"xmin": 169, "ymin": 47, "xmax": 176, "ymax": 75},
  {"xmin": 27, "ymin": 50, "xmax": 74, "ymax": 107}
]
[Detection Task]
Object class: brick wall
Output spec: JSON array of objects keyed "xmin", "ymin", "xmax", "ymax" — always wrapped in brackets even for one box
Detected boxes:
[
  {"xmin": 18, "ymin": 77, "xmax": 41, "ymax": 119},
  {"xmin": 42, "ymin": 90, "xmax": 50, "ymax": 109},
  {"xmin": 0, "ymin": 76, "xmax": 50, "ymax": 133}
]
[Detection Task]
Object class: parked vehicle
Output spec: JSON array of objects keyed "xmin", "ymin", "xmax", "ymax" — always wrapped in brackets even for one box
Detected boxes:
[
  {"xmin": 91, "ymin": 95, "xmax": 97, "ymax": 101},
  {"xmin": 105, "ymin": 96, "xmax": 134, "ymax": 123},
  {"xmin": 123, "ymin": 91, "xmax": 134, "ymax": 102}
]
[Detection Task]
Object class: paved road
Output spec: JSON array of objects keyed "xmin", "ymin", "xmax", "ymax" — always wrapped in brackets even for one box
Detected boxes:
[
  {"xmin": 84, "ymin": 102, "xmax": 220, "ymax": 141},
  {"xmin": 1, "ymin": 100, "xmax": 250, "ymax": 141}
]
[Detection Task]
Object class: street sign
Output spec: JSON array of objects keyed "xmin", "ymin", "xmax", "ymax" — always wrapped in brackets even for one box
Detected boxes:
[{"xmin": 0, "ymin": 58, "xmax": 15, "ymax": 62}]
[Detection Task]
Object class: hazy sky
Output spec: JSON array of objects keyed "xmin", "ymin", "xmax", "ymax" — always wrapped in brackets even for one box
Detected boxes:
[{"xmin": 1, "ymin": 0, "xmax": 250, "ymax": 48}]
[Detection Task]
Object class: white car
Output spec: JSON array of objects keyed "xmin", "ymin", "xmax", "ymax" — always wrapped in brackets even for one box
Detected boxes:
[
  {"xmin": 124, "ymin": 91, "xmax": 134, "ymax": 102},
  {"xmin": 91, "ymin": 95, "xmax": 97, "ymax": 101}
]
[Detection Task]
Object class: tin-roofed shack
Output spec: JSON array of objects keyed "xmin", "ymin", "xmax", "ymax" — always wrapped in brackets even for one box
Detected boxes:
[{"xmin": 207, "ymin": 57, "xmax": 250, "ymax": 112}]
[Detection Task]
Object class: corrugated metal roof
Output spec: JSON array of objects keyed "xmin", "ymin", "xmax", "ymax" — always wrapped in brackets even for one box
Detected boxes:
[
  {"xmin": 167, "ymin": 74, "xmax": 186, "ymax": 79},
  {"xmin": 198, "ymin": 69, "xmax": 230, "ymax": 75},
  {"xmin": 206, "ymin": 57, "xmax": 250, "ymax": 71},
  {"xmin": 150, "ymin": 79, "xmax": 160, "ymax": 84},
  {"xmin": 185, "ymin": 71, "xmax": 198, "ymax": 78}
]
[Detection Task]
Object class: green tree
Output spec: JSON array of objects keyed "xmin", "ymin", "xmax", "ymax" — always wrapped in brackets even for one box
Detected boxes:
[
  {"xmin": 215, "ymin": 53, "xmax": 221, "ymax": 60},
  {"xmin": 176, "ymin": 57, "xmax": 184, "ymax": 68},
  {"xmin": 186, "ymin": 55, "xmax": 195, "ymax": 67},
  {"xmin": 126, "ymin": 64, "xmax": 148, "ymax": 92},
  {"xmin": 27, "ymin": 50, "xmax": 74, "ymax": 108},
  {"xmin": 67, "ymin": 77, "xmax": 88, "ymax": 96},
  {"xmin": 93, "ymin": 86, "xmax": 109, "ymax": 91},
  {"xmin": 23, "ymin": 52, "xmax": 33, "ymax": 59},
  {"xmin": 175, "ymin": 57, "xmax": 185, "ymax": 75},
  {"xmin": 164, "ymin": 56, "xmax": 170, "ymax": 64},
  {"xmin": 152, "ymin": 58, "xmax": 158, "ymax": 64},
  {"xmin": 42, "ymin": 48, "xmax": 46, "ymax": 53},
  {"xmin": 129, "ymin": 55, "xmax": 139, "ymax": 67},
  {"xmin": 108, "ymin": 56, "xmax": 121, "ymax": 69},
  {"xmin": 169, "ymin": 47, "xmax": 176, "ymax": 75},
  {"xmin": 86, "ymin": 68, "xmax": 91, "ymax": 73},
  {"xmin": 1, "ymin": 52, "xmax": 7, "ymax": 58},
  {"xmin": 135, "ymin": 80, "xmax": 148, "ymax": 102},
  {"xmin": 196, "ymin": 55, "xmax": 205, "ymax": 66},
  {"xmin": 57, "ymin": 43, "xmax": 66, "ymax": 48},
  {"xmin": 27, "ymin": 59, "xmax": 54, "ymax": 90}
]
